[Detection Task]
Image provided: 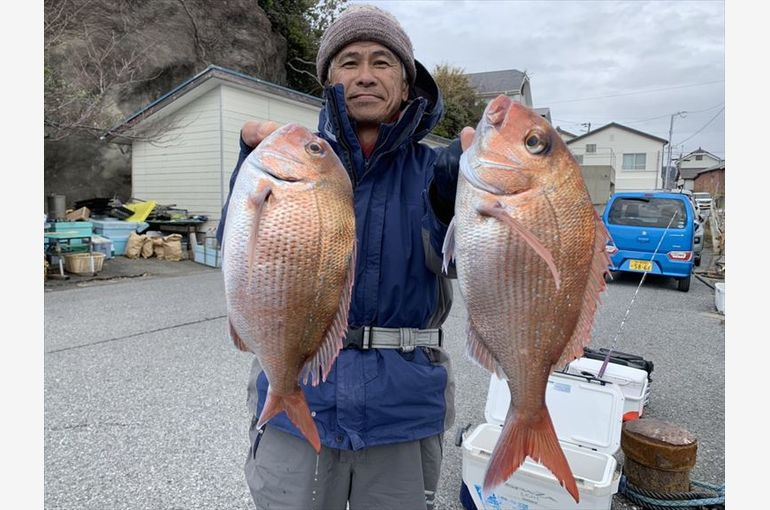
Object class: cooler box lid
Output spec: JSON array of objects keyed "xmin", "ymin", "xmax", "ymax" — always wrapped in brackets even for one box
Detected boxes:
[{"xmin": 484, "ymin": 370, "xmax": 625, "ymax": 455}]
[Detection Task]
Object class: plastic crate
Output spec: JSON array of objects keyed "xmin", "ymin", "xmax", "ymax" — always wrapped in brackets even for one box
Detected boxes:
[{"xmin": 91, "ymin": 235, "xmax": 114, "ymax": 259}]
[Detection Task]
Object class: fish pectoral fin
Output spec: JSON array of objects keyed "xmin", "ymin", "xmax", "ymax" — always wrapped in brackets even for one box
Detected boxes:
[
  {"xmin": 477, "ymin": 202, "xmax": 561, "ymax": 290},
  {"xmin": 441, "ymin": 217, "xmax": 456, "ymax": 275},
  {"xmin": 300, "ymin": 239, "xmax": 357, "ymax": 387},
  {"xmin": 483, "ymin": 407, "xmax": 579, "ymax": 503},
  {"xmin": 554, "ymin": 213, "xmax": 613, "ymax": 370},
  {"xmin": 246, "ymin": 182, "xmax": 273, "ymax": 285},
  {"xmin": 465, "ymin": 321, "xmax": 506, "ymax": 380},
  {"xmin": 258, "ymin": 390, "xmax": 321, "ymax": 454},
  {"xmin": 228, "ymin": 318, "xmax": 251, "ymax": 352}
]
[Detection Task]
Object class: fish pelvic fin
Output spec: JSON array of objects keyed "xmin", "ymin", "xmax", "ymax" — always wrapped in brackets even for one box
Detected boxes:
[
  {"xmin": 477, "ymin": 202, "xmax": 561, "ymax": 290},
  {"xmin": 554, "ymin": 212, "xmax": 613, "ymax": 369},
  {"xmin": 483, "ymin": 406, "xmax": 579, "ymax": 504},
  {"xmin": 258, "ymin": 390, "xmax": 321, "ymax": 454},
  {"xmin": 228, "ymin": 318, "xmax": 252, "ymax": 353},
  {"xmin": 246, "ymin": 182, "xmax": 272, "ymax": 286},
  {"xmin": 465, "ymin": 321, "xmax": 506, "ymax": 380},
  {"xmin": 441, "ymin": 217, "xmax": 456, "ymax": 275},
  {"xmin": 300, "ymin": 239, "xmax": 357, "ymax": 387}
]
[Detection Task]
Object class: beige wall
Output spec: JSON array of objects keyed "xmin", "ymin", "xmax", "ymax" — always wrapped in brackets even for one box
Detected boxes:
[
  {"xmin": 568, "ymin": 126, "xmax": 664, "ymax": 192},
  {"xmin": 132, "ymin": 87, "xmax": 223, "ymax": 229}
]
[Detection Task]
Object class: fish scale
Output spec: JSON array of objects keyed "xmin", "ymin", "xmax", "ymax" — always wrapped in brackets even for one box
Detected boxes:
[
  {"xmin": 444, "ymin": 96, "xmax": 610, "ymax": 503},
  {"xmin": 222, "ymin": 123, "xmax": 356, "ymax": 454}
]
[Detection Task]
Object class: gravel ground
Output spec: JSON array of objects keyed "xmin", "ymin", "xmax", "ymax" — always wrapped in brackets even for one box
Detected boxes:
[{"xmin": 44, "ymin": 254, "xmax": 724, "ymax": 509}]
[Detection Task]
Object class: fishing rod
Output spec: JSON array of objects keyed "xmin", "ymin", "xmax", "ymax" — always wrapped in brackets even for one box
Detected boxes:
[{"xmin": 597, "ymin": 210, "xmax": 679, "ymax": 379}]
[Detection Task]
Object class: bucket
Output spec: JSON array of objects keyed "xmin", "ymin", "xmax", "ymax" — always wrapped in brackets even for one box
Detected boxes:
[
  {"xmin": 47, "ymin": 194, "xmax": 67, "ymax": 221},
  {"xmin": 714, "ymin": 282, "xmax": 724, "ymax": 314}
]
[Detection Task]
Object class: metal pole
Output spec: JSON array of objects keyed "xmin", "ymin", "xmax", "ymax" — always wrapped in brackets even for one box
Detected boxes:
[{"xmin": 665, "ymin": 111, "xmax": 687, "ymax": 190}]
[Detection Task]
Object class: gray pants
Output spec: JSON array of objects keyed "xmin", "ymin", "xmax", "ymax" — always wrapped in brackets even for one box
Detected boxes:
[{"xmin": 243, "ymin": 361, "xmax": 443, "ymax": 510}]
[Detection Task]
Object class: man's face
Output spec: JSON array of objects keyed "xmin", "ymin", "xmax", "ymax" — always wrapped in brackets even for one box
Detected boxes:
[{"xmin": 328, "ymin": 41, "xmax": 409, "ymax": 126}]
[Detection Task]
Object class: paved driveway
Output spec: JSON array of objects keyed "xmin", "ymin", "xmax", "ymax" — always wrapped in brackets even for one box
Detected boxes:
[{"xmin": 44, "ymin": 258, "xmax": 724, "ymax": 509}]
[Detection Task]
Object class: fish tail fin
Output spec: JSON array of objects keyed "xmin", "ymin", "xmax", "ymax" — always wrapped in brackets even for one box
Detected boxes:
[
  {"xmin": 257, "ymin": 390, "xmax": 321, "ymax": 454},
  {"xmin": 483, "ymin": 407, "xmax": 579, "ymax": 503}
]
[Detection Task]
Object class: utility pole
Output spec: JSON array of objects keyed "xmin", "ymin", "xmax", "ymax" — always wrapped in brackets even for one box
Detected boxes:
[
  {"xmin": 581, "ymin": 122, "xmax": 591, "ymax": 133},
  {"xmin": 665, "ymin": 111, "xmax": 687, "ymax": 189}
]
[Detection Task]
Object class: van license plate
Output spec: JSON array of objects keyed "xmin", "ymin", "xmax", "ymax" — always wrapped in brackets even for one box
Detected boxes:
[{"xmin": 629, "ymin": 260, "xmax": 652, "ymax": 272}]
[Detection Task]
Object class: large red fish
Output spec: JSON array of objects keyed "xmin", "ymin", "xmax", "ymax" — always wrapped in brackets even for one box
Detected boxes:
[
  {"xmin": 444, "ymin": 96, "xmax": 611, "ymax": 502},
  {"xmin": 222, "ymin": 123, "xmax": 356, "ymax": 453}
]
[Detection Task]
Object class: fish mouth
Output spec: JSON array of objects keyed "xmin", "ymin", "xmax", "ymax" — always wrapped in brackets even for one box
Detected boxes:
[{"xmin": 257, "ymin": 150, "xmax": 304, "ymax": 182}]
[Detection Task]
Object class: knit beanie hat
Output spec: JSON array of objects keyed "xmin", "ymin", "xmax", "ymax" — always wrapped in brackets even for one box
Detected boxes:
[{"xmin": 316, "ymin": 5, "xmax": 416, "ymax": 86}]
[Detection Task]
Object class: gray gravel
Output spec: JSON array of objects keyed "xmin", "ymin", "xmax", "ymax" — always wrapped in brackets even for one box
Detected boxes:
[{"xmin": 45, "ymin": 257, "xmax": 724, "ymax": 509}]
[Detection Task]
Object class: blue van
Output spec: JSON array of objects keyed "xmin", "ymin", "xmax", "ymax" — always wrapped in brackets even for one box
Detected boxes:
[{"xmin": 603, "ymin": 191, "xmax": 696, "ymax": 292}]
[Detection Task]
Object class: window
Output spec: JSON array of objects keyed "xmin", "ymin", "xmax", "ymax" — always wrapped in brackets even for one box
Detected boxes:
[
  {"xmin": 607, "ymin": 197, "xmax": 687, "ymax": 229},
  {"xmin": 622, "ymin": 153, "xmax": 647, "ymax": 170},
  {"xmin": 574, "ymin": 154, "xmax": 584, "ymax": 164},
  {"xmin": 586, "ymin": 144, "xmax": 596, "ymax": 153},
  {"xmin": 695, "ymin": 154, "xmax": 703, "ymax": 161}
]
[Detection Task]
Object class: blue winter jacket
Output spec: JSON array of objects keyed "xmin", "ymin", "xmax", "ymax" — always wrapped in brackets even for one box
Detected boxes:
[{"xmin": 217, "ymin": 61, "xmax": 463, "ymax": 450}]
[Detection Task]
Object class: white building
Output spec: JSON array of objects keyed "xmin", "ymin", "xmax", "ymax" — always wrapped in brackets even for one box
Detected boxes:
[
  {"xmin": 104, "ymin": 65, "xmax": 449, "ymax": 235},
  {"xmin": 565, "ymin": 123, "xmax": 668, "ymax": 192}
]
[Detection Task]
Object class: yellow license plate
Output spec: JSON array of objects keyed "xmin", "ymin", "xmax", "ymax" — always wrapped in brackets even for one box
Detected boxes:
[{"xmin": 629, "ymin": 259, "xmax": 653, "ymax": 272}]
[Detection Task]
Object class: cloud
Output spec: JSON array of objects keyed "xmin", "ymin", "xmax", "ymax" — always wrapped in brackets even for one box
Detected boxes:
[{"xmin": 359, "ymin": 0, "xmax": 725, "ymax": 156}]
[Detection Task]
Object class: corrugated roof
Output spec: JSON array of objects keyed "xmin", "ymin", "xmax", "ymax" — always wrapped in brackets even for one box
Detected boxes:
[
  {"xmin": 466, "ymin": 69, "xmax": 526, "ymax": 95},
  {"xmin": 565, "ymin": 122, "xmax": 669, "ymax": 145}
]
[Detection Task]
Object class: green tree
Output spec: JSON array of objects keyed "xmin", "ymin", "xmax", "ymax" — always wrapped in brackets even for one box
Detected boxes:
[
  {"xmin": 258, "ymin": 0, "xmax": 347, "ymax": 97},
  {"xmin": 432, "ymin": 64, "xmax": 483, "ymax": 139}
]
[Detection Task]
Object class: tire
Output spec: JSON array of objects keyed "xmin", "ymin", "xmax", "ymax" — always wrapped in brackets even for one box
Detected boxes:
[
  {"xmin": 677, "ymin": 275, "xmax": 691, "ymax": 292},
  {"xmin": 694, "ymin": 255, "xmax": 701, "ymax": 267}
]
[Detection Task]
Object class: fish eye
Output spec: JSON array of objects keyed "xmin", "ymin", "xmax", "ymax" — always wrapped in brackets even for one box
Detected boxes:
[
  {"xmin": 306, "ymin": 141, "xmax": 324, "ymax": 156},
  {"xmin": 524, "ymin": 131, "xmax": 549, "ymax": 155}
]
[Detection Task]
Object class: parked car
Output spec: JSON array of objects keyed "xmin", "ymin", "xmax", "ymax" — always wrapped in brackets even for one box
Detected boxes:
[
  {"xmin": 693, "ymin": 217, "xmax": 704, "ymax": 266},
  {"xmin": 603, "ymin": 191, "xmax": 697, "ymax": 291}
]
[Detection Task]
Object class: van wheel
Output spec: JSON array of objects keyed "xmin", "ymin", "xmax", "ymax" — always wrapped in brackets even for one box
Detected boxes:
[{"xmin": 677, "ymin": 276, "xmax": 691, "ymax": 292}]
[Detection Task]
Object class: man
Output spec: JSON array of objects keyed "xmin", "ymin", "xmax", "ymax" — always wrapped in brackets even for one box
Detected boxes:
[{"xmin": 216, "ymin": 5, "xmax": 474, "ymax": 509}]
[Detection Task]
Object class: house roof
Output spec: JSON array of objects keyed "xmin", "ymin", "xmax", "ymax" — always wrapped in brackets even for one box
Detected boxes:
[
  {"xmin": 679, "ymin": 161, "xmax": 725, "ymax": 180},
  {"xmin": 102, "ymin": 65, "xmax": 323, "ymax": 142},
  {"xmin": 678, "ymin": 147, "xmax": 722, "ymax": 162},
  {"xmin": 556, "ymin": 126, "xmax": 577, "ymax": 138},
  {"xmin": 565, "ymin": 122, "xmax": 669, "ymax": 145},
  {"xmin": 466, "ymin": 69, "xmax": 527, "ymax": 96}
]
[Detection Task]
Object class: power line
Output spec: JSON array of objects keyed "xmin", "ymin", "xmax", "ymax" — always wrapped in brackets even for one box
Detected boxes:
[
  {"xmin": 674, "ymin": 107, "xmax": 725, "ymax": 145},
  {"xmin": 551, "ymin": 103, "xmax": 725, "ymax": 126},
  {"xmin": 544, "ymin": 80, "xmax": 724, "ymax": 105}
]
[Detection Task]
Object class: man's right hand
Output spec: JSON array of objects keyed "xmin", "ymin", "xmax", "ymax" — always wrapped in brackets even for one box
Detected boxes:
[{"xmin": 241, "ymin": 120, "xmax": 282, "ymax": 149}]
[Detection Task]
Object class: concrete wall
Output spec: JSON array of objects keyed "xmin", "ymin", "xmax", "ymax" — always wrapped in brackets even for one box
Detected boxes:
[{"xmin": 580, "ymin": 165, "xmax": 615, "ymax": 213}]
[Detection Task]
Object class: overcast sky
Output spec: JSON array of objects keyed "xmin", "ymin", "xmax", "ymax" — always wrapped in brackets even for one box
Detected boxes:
[{"xmin": 357, "ymin": 0, "xmax": 725, "ymax": 161}]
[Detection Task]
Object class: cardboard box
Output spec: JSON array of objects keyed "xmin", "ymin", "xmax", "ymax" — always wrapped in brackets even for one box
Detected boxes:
[{"xmin": 65, "ymin": 207, "xmax": 91, "ymax": 221}]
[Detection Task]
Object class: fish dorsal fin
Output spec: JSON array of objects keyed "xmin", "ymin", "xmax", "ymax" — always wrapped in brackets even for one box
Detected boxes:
[
  {"xmin": 477, "ymin": 202, "xmax": 561, "ymax": 290},
  {"xmin": 246, "ymin": 182, "xmax": 273, "ymax": 285},
  {"xmin": 553, "ymin": 213, "xmax": 612, "ymax": 370},
  {"xmin": 441, "ymin": 217, "xmax": 456, "ymax": 274},
  {"xmin": 300, "ymin": 240, "xmax": 357, "ymax": 387},
  {"xmin": 466, "ymin": 321, "xmax": 507, "ymax": 380}
]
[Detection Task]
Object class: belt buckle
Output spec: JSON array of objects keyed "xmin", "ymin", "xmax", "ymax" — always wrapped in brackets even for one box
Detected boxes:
[{"xmin": 345, "ymin": 326, "xmax": 370, "ymax": 350}]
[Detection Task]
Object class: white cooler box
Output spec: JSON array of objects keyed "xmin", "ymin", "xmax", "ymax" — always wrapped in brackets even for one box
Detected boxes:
[
  {"xmin": 461, "ymin": 371, "xmax": 625, "ymax": 510},
  {"xmin": 563, "ymin": 356, "xmax": 650, "ymax": 419}
]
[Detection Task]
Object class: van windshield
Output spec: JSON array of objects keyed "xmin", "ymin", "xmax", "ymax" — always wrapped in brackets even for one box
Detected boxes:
[{"xmin": 607, "ymin": 197, "xmax": 687, "ymax": 229}]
